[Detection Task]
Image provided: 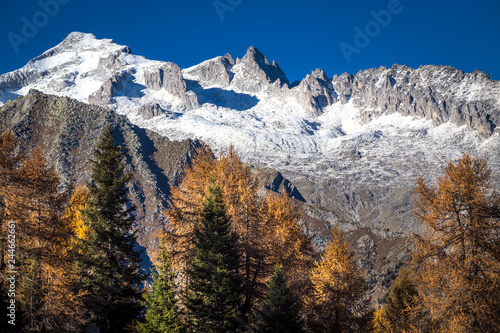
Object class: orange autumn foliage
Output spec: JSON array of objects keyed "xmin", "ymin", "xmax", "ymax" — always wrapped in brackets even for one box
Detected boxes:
[
  {"xmin": 412, "ymin": 154, "xmax": 500, "ymax": 333},
  {"xmin": 2, "ymin": 149, "xmax": 86, "ymax": 331},
  {"xmin": 64, "ymin": 186, "xmax": 90, "ymax": 243},
  {"xmin": 163, "ymin": 145, "xmax": 314, "ymax": 314},
  {"xmin": 0, "ymin": 131, "xmax": 23, "ymax": 272},
  {"xmin": 259, "ymin": 194, "xmax": 313, "ymax": 286},
  {"xmin": 305, "ymin": 225, "xmax": 370, "ymax": 333}
]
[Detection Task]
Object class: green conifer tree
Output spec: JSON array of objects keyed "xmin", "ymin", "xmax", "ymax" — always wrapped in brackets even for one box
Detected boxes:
[
  {"xmin": 76, "ymin": 125, "xmax": 147, "ymax": 332},
  {"xmin": 253, "ymin": 264, "xmax": 304, "ymax": 333},
  {"xmin": 185, "ymin": 181, "xmax": 243, "ymax": 333},
  {"xmin": 137, "ymin": 243, "xmax": 185, "ymax": 333}
]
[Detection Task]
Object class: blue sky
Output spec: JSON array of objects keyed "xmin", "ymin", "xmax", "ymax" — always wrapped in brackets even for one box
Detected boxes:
[{"xmin": 1, "ymin": 0, "xmax": 499, "ymax": 82}]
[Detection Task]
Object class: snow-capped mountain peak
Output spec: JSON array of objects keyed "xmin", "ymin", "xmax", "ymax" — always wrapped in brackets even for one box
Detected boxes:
[
  {"xmin": 2, "ymin": 31, "xmax": 499, "ymax": 304},
  {"xmin": 0, "ymin": 33, "xmax": 499, "ymax": 235},
  {"xmin": 229, "ymin": 45, "xmax": 289, "ymax": 92},
  {"xmin": 0, "ymin": 32, "xmax": 135, "ymax": 102}
]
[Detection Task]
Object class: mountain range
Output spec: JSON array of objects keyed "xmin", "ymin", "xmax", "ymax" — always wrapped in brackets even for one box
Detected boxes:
[{"xmin": 1, "ymin": 32, "xmax": 499, "ymax": 302}]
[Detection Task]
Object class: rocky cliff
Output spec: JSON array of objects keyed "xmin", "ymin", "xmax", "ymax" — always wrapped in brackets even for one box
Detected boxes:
[{"xmin": 294, "ymin": 65, "xmax": 500, "ymax": 138}]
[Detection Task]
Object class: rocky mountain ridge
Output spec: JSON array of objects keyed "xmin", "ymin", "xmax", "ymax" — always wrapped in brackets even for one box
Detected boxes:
[
  {"xmin": 299, "ymin": 65, "xmax": 499, "ymax": 138},
  {"xmin": 1, "ymin": 32, "xmax": 499, "ymax": 233},
  {"xmin": 1, "ymin": 32, "xmax": 498, "ymax": 139},
  {"xmin": 1, "ymin": 32, "xmax": 499, "ymax": 302}
]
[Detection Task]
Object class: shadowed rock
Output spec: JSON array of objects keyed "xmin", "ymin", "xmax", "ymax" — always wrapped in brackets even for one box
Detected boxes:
[
  {"xmin": 296, "ymin": 69, "xmax": 338, "ymax": 116},
  {"xmin": 143, "ymin": 62, "xmax": 200, "ymax": 110}
]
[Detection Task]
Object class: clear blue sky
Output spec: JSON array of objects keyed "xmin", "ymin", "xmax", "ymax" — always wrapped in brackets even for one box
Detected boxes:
[{"xmin": 1, "ymin": 0, "xmax": 499, "ymax": 82}]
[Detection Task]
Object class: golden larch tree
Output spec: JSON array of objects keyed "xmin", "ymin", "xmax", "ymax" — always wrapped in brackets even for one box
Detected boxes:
[
  {"xmin": 0, "ymin": 132, "xmax": 23, "ymax": 268},
  {"xmin": 5, "ymin": 149, "xmax": 86, "ymax": 332},
  {"xmin": 259, "ymin": 194, "xmax": 314, "ymax": 289},
  {"xmin": 63, "ymin": 186, "xmax": 90, "ymax": 243},
  {"xmin": 412, "ymin": 154, "xmax": 500, "ymax": 333},
  {"xmin": 163, "ymin": 145, "xmax": 314, "ymax": 317},
  {"xmin": 305, "ymin": 225, "xmax": 370, "ymax": 333}
]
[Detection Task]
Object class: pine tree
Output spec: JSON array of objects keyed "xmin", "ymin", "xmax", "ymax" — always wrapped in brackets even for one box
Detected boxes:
[
  {"xmin": 137, "ymin": 243, "xmax": 185, "ymax": 333},
  {"xmin": 412, "ymin": 154, "xmax": 500, "ymax": 332},
  {"xmin": 384, "ymin": 268, "xmax": 418, "ymax": 331},
  {"xmin": 76, "ymin": 125, "xmax": 147, "ymax": 332},
  {"xmin": 305, "ymin": 225, "xmax": 371, "ymax": 333},
  {"xmin": 185, "ymin": 181, "xmax": 243, "ymax": 333},
  {"xmin": 252, "ymin": 264, "xmax": 304, "ymax": 333}
]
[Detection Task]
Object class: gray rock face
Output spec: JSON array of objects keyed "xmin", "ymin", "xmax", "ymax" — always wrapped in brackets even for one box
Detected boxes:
[
  {"xmin": 295, "ymin": 69, "xmax": 337, "ymax": 116},
  {"xmin": 331, "ymin": 72, "xmax": 355, "ymax": 104},
  {"xmin": 0, "ymin": 89, "xmax": 199, "ymax": 256},
  {"xmin": 143, "ymin": 66, "xmax": 165, "ymax": 91},
  {"xmin": 137, "ymin": 103, "xmax": 164, "ymax": 119},
  {"xmin": 295, "ymin": 65, "xmax": 499, "ymax": 138},
  {"xmin": 96, "ymin": 51, "xmax": 127, "ymax": 73},
  {"xmin": 0, "ymin": 69, "xmax": 48, "ymax": 91},
  {"xmin": 183, "ymin": 54, "xmax": 235, "ymax": 87},
  {"xmin": 143, "ymin": 63, "xmax": 200, "ymax": 110},
  {"xmin": 252, "ymin": 167, "xmax": 306, "ymax": 202},
  {"xmin": 88, "ymin": 71, "xmax": 129, "ymax": 108},
  {"xmin": 230, "ymin": 46, "xmax": 289, "ymax": 92},
  {"xmin": 294, "ymin": 71, "xmax": 353, "ymax": 110},
  {"xmin": 343, "ymin": 65, "xmax": 500, "ymax": 138},
  {"xmin": 183, "ymin": 91, "xmax": 200, "ymax": 110}
]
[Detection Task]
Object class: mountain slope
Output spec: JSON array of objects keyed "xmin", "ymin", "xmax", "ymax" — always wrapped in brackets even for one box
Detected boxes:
[
  {"xmin": 1, "ymin": 32, "xmax": 499, "ymax": 302},
  {"xmin": 0, "ymin": 89, "xmax": 199, "ymax": 255},
  {"xmin": 1, "ymin": 30, "xmax": 499, "ymax": 245}
]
